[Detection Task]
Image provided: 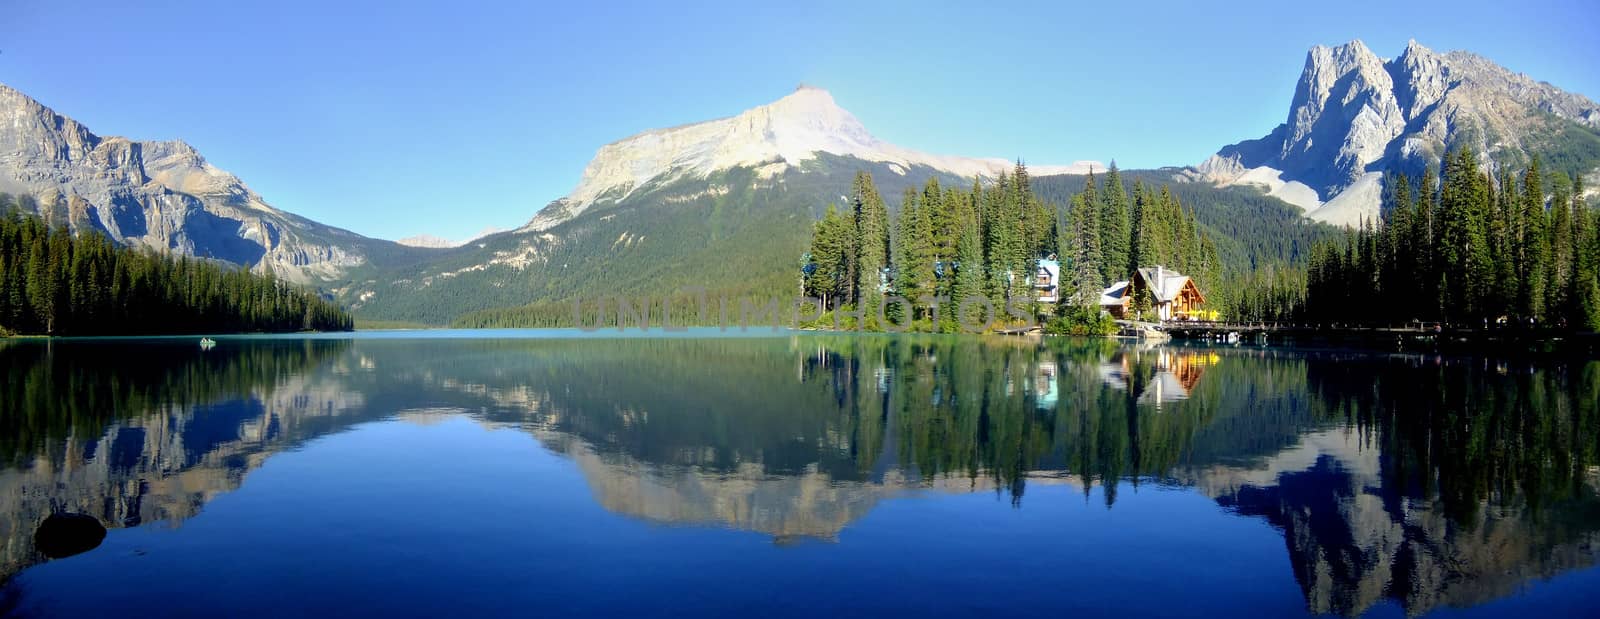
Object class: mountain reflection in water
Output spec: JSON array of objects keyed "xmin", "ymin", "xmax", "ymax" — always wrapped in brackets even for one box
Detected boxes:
[{"xmin": 0, "ymin": 334, "xmax": 1595, "ymax": 617}]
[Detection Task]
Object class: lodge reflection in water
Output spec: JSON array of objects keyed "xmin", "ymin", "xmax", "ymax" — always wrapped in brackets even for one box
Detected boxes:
[{"xmin": 0, "ymin": 335, "xmax": 1596, "ymax": 616}]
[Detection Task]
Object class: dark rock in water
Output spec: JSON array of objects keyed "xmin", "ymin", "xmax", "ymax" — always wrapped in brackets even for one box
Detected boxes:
[{"xmin": 34, "ymin": 513, "xmax": 107, "ymax": 559}]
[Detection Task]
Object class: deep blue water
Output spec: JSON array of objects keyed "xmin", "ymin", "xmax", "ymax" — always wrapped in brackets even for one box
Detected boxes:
[{"xmin": 0, "ymin": 332, "xmax": 1596, "ymax": 617}]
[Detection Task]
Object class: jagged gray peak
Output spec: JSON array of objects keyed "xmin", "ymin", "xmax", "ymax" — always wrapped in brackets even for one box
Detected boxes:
[
  {"xmin": 0, "ymin": 82, "xmax": 374, "ymax": 281},
  {"xmin": 1192, "ymin": 39, "xmax": 1600, "ymax": 226},
  {"xmin": 1283, "ymin": 40, "xmax": 1407, "ymax": 188}
]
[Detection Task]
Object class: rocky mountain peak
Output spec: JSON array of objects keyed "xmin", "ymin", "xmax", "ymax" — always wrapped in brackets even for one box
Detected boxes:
[
  {"xmin": 0, "ymin": 83, "xmax": 100, "ymax": 163},
  {"xmin": 1190, "ymin": 40, "xmax": 1600, "ymax": 227},
  {"xmin": 1283, "ymin": 39, "xmax": 1406, "ymax": 188},
  {"xmin": 758, "ymin": 85, "xmax": 865, "ymax": 133},
  {"xmin": 0, "ymin": 81, "xmax": 373, "ymax": 280},
  {"xmin": 1392, "ymin": 40, "xmax": 1448, "ymax": 120}
]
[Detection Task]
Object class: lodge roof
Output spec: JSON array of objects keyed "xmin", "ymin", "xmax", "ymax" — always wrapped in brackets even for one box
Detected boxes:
[
  {"xmin": 1098, "ymin": 266, "xmax": 1205, "ymax": 306},
  {"xmin": 1135, "ymin": 266, "xmax": 1202, "ymax": 304},
  {"xmin": 1099, "ymin": 281, "xmax": 1129, "ymax": 306}
]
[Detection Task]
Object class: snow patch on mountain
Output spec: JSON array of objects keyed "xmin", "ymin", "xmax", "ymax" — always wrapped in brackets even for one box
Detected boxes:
[
  {"xmin": 1231, "ymin": 166, "xmax": 1324, "ymax": 212},
  {"xmin": 1306, "ymin": 172, "xmax": 1384, "ymax": 226}
]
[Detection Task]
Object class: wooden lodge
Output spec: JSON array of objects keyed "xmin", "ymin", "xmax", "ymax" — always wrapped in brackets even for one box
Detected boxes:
[{"xmin": 1098, "ymin": 265, "xmax": 1208, "ymax": 321}]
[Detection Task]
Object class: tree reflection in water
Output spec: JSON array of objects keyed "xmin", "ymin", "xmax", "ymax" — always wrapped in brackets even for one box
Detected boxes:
[{"xmin": 0, "ymin": 334, "xmax": 1593, "ymax": 616}]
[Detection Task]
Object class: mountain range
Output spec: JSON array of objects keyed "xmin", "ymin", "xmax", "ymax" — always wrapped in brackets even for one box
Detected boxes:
[{"xmin": 2, "ymin": 39, "xmax": 1596, "ymax": 324}]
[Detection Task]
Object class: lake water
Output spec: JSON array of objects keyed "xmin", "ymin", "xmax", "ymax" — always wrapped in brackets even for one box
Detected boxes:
[{"xmin": 1, "ymin": 331, "xmax": 1597, "ymax": 617}]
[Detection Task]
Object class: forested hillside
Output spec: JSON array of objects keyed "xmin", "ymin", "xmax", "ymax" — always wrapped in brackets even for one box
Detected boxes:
[
  {"xmin": 0, "ymin": 194, "xmax": 353, "ymax": 336},
  {"xmin": 449, "ymin": 160, "xmax": 1346, "ymax": 329},
  {"xmin": 418, "ymin": 155, "xmax": 972, "ymax": 328}
]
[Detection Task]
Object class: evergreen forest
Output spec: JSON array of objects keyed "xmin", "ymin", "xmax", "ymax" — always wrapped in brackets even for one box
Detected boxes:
[{"xmin": 0, "ymin": 194, "xmax": 353, "ymax": 336}]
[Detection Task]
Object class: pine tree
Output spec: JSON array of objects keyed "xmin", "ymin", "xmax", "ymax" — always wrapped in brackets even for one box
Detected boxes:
[
  {"xmin": 1583, "ymin": 203, "xmax": 1600, "ymax": 330},
  {"xmin": 1413, "ymin": 168, "xmax": 1439, "ymax": 320},
  {"xmin": 936, "ymin": 187, "xmax": 971, "ymax": 301},
  {"xmin": 922, "ymin": 178, "xmax": 953, "ymax": 266},
  {"xmin": 1488, "ymin": 169, "xmax": 1518, "ymax": 318},
  {"xmin": 1099, "ymin": 162, "xmax": 1130, "ymax": 285},
  {"xmin": 806, "ymin": 204, "xmax": 849, "ymax": 308},
  {"xmin": 1180, "ymin": 204, "xmax": 1202, "ymax": 278},
  {"xmin": 1520, "ymin": 159, "xmax": 1548, "ymax": 322},
  {"xmin": 25, "ymin": 231, "xmax": 55, "ymax": 333},
  {"xmin": 1079, "ymin": 169, "xmax": 1099, "ymax": 229},
  {"xmin": 1381, "ymin": 173, "xmax": 1413, "ymax": 313},
  {"xmin": 952, "ymin": 207, "xmax": 986, "ymax": 331},
  {"xmin": 1547, "ymin": 177, "xmax": 1574, "ymax": 323},
  {"xmin": 1158, "ymin": 186, "xmax": 1182, "ymax": 269},
  {"xmin": 0, "ymin": 240, "xmax": 8, "ymax": 331},
  {"xmin": 852, "ymin": 171, "xmax": 890, "ymax": 320},
  {"xmin": 1570, "ymin": 176, "xmax": 1598, "ymax": 329},
  {"xmin": 894, "ymin": 187, "xmax": 935, "ymax": 318},
  {"xmin": 983, "ymin": 173, "xmax": 1017, "ymax": 305},
  {"xmin": 1066, "ymin": 193, "xmax": 1102, "ymax": 301},
  {"xmin": 1437, "ymin": 148, "xmax": 1492, "ymax": 322},
  {"xmin": 1128, "ymin": 181, "xmax": 1167, "ymax": 277}
]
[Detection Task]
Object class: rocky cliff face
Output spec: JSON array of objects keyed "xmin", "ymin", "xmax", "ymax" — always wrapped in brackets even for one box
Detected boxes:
[
  {"xmin": 1191, "ymin": 40, "xmax": 1600, "ymax": 226},
  {"xmin": 521, "ymin": 86, "xmax": 1102, "ymax": 231},
  {"xmin": 0, "ymin": 83, "xmax": 380, "ymax": 282}
]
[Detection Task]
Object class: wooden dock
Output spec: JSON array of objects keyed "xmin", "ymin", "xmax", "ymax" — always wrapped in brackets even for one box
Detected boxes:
[
  {"xmin": 1156, "ymin": 321, "xmax": 1453, "ymax": 344},
  {"xmin": 1114, "ymin": 320, "xmax": 1171, "ymax": 340},
  {"xmin": 996, "ymin": 320, "xmax": 1594, "ymax": 354},
  {"xmin": 1145, "ymin": 320, "xmax": 1597, "ymax": 353}
]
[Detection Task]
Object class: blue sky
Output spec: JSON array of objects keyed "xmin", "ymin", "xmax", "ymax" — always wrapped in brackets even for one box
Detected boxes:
[{"xmin": 4, "ymin": 0, "xmax": 1597, "ymax": 241}]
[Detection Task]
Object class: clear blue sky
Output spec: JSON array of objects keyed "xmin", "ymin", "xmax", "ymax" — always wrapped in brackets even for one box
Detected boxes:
[{"xmin": 4, "ymin": 0, "xmax": 1597, "ymax": 241}]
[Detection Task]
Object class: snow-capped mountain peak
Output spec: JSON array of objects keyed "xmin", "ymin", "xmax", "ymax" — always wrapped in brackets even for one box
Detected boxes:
[{"xmin": 523, "ymin": 86, "xmax": 1101, "ymax": 231}]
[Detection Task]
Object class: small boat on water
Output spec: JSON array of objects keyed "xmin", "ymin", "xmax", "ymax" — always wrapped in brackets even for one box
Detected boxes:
[{"xmin": 199, "ymin": 337, "xmax": 217, "ymax": 350}]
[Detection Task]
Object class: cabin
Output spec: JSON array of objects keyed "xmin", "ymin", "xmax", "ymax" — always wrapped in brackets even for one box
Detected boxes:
[
  {"xmin": 1098, "ymin": 265, "xmax": 1207, "ymax": 321},
  {"xmin": 1034, "ymin": 257, "xmax": 1061, "ymax": 303},
  {"xmin": 1098, "ymin": 280, "xmax": 1131, "ymax": 316}
]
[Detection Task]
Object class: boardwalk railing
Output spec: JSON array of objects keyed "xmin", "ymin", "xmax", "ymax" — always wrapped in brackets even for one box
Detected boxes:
[{"xmin": 1163, "ymin": 320, "xmax": 1484, "ymax": 334}]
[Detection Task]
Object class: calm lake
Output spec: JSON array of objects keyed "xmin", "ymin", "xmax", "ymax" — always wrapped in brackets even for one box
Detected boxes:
[{"xmin": 0, "ymin": 330, "xmax": 1597, "ymax": 617}]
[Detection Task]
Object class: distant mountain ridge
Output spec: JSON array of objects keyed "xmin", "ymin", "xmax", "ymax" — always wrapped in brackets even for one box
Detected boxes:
[
  {"xmin": 396, "ymin": 227, "xmax": 503, "ymax": 249},
  {"xmin": 1186, "ymin": 39, "xmax": 1600, "ymax": 225}
]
